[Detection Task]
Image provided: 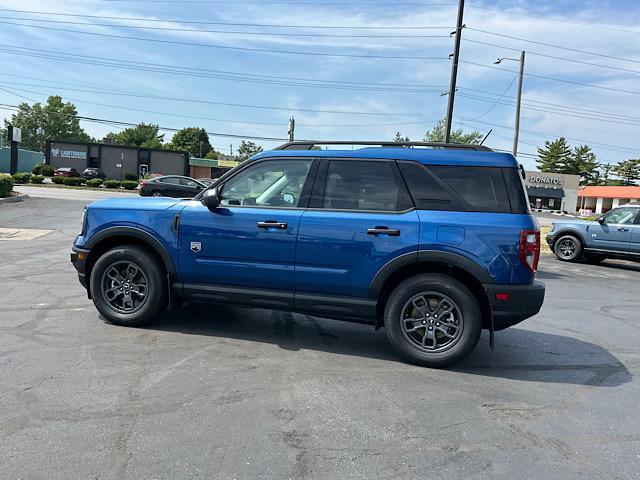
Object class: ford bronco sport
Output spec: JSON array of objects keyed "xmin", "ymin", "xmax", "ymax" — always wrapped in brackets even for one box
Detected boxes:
[{"xmin": 71, "ymin": 141, "xmax": 545, "ymax": 367}]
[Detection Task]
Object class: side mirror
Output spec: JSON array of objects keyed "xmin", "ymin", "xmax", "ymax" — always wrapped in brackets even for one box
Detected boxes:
[
  {"xmin": 282, "ymin": 193, "xmax": 294, "ymax": 204},
  {"xmin": 201, "ymin": 187, "xmax": 222, "ymax": 212},
  {"xmin": 597, "ymin": 216, "xmax": 605, "ymax": 224}
]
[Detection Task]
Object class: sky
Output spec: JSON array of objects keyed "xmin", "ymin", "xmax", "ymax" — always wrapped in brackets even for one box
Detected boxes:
[{"xmin": 0, "ymin": 0, "xmax": 639, "ymax": 169}]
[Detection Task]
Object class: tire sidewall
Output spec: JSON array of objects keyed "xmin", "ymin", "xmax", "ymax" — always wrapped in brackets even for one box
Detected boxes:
[
  {"xmin": 90, "ymin": 246, "xmax": 166, "ymax": 326},
  {"xmin": 384, "ymin": 274, "xmax": 482, "ymax": 368},
  {"xmin": 554, "ymin": 235, "xmax": 582, "ymax": 262}
]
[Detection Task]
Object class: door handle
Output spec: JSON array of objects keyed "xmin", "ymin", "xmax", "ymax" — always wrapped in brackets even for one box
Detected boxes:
[
  {"xmin": 257, "ymin": 220, "xmax": 288, "ymax": 230},
  {"xmin": 617, "ymin": 227, "xmax": 629, "ymax": 232},
  {"xmin": 367, "ymin": 226, "xmax": 400, "ymax": 236}
]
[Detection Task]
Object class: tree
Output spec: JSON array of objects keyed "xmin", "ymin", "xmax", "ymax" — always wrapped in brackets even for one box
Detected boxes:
[
  {"xmin": 567, "ymin": 145, "xmax": 599, "ymax": 185},
  {"xmin": 536, "ymin": 137, "xmax": 571, "ymax": 173},
  {"xmin": 236, "ymin": 140, "xmax": 263, "ymax": 161},
  {"xmin": 599, "ymin": 163, "xmax": 614, "ymax": 185},
  {"xmin": 205, "ymin": 149, "xmax": 219, "ymax": 160},
  {"xmin": 2, "ymin": 96, "xmax": 91, "ymax": 152},
  {"xmin": 167, "ymin": 127, "xmax": 212, "ymax": 157},
  {"xmin": 613, "ymin": 159, "xmax": 640, "ymax": 186},
  {"xmin": 423, "ymin": 119, "xmax": 482, "ymax": 144},
  {"xmin": 393, "ymin": 132, "xmax": 410, "ymax": 143},
  {"xmin": 105, "ymin": 123, "xmax": 164, "ymax": 148}
]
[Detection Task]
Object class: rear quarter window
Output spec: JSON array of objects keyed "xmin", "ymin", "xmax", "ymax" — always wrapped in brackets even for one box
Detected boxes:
[{"xmin": 398, "ymin": 162, "xmax": 526, "ymax": 214}]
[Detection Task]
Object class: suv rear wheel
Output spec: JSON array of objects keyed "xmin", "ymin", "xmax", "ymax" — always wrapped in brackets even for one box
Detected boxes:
[
  {"xmin": 90, "ymin": 245, "xmax": 167, "ymax": 327},
  {"xmin": 554, "ymin": 235, "xmax": 582, "ymax": 262},
  {"xmin": 384, "ymin": 274, "xmax": 482, "ymax": 368}
]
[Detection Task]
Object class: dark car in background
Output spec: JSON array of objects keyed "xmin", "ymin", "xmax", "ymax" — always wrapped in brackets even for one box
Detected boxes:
[
  {"xmin": 139, "ymin": 175, "xmax": 206, "ymax": 198},
  {"xmin": 81, "ymin": 168, "xmax": 106, "ymax": 180},
  {"xmin": 54, "ymin": 167, "xmax": 80, "ymax": 177}
]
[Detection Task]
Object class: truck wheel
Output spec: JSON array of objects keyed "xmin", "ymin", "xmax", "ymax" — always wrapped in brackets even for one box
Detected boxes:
[
  {"xmin": 554, "ymin": 235, "xmax": 582, "ymax": 262},
  {"xmin": 384, "ymin": 274, "xmax": 482, "ymax": 368},
  {"xmin": 90, "ymin": 245, "xmax": 167, "ymax": 327}
]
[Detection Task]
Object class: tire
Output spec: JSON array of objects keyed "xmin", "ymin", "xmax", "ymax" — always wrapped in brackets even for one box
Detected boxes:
[
  {"xmin": 90, "ymin": 245, "xmax": 167, "ymax": 327},
  {"xmin": 151, "ymin": 191, "xmax": 162, "ymax": 197},
  {"xmin": 554, "ymin": 235, "xmax": 582, "ymax": 262},
  {"xmin": 384, "ymin": 273, "xmax": 482, "ymax": 368}
]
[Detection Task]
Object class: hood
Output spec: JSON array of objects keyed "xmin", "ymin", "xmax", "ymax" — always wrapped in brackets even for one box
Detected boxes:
[{"xmin": 88, "ymin": 197, "xmax": 185, "ymax": 211}]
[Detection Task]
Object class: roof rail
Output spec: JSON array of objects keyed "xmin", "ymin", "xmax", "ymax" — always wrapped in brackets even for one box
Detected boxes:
[{"xmin": 275, "ymin": 140, "xmax": 492, "ymax": 152}]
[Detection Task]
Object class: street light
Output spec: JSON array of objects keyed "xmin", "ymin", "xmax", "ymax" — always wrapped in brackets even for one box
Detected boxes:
[{"xmin": 494, "ymin": 51, "xmax": 525, "ymax": 157}]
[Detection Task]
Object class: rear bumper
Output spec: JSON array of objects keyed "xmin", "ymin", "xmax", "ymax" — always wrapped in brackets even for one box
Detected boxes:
[
  {"xmin": 483, "ymin": 281, "xmax": 545, "ymax": 331},
  {"xmin": 70, "ymin": 246, "xmax": 90, "ymax": 290}
]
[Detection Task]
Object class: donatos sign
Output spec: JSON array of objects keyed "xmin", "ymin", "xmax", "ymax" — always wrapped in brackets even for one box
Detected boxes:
[{"xmin": 529, "ymin": 175, "xmax": 563, "ymax": 186}]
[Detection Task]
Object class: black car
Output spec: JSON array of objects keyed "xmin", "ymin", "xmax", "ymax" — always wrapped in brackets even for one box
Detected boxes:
[
  {"xmin": 81, "ymin": 168, "xmax": 106, "ymax": 180},
  {"xmin": 139, "ymin": 175, "xmax": 206, "ymax": 198}
]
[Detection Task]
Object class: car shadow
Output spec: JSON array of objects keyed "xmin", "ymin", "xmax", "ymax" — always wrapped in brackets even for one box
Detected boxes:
[{"xmin": 141, "ymin": 303, "xmax": 631, "ymax": 387}]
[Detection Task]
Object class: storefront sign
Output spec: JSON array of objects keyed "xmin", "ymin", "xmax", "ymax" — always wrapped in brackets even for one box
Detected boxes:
[
  {"xmin": 51, "ymin": 147, "xmax": 87, "ymax": 159},
  {"xmin": 529, "ymin": 175, "xmax": 563, "ymax": 186}
]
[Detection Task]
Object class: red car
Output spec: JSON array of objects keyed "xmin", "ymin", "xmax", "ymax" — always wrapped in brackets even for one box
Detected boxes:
[{"xmin": 54, "ymin": 167, "xmax": 81, "ymax": 177}]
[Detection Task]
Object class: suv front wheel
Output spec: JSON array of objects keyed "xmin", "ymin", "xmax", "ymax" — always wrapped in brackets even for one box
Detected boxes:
[
  {"xmin": 384, "ymin": 274, "xmax": 482, "ymax": 368},
  {"xmin": 90, "ymin": 245, "xmax": 168, "ymax": 327}
]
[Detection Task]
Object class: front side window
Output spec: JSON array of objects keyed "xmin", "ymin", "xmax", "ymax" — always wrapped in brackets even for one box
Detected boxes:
[
  {"xmin": 220, "ymin": 159, "xmax": 312, "ymax": 207},
  {"xmin": 322, "ymin": 160, "xmax": 412, "ymax": 211},
  {"xmin": 602, "ymin": 207, "xmax": 638, "ymax": 225}
]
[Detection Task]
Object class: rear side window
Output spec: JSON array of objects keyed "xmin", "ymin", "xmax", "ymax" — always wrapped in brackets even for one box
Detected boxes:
[
  {"xmin": 398, "ymin": 162, "xmax": 525, "ymax": 213},
  {"xmin": 323, "ymin": 160, "xmax": 412, "ymax": 211}
]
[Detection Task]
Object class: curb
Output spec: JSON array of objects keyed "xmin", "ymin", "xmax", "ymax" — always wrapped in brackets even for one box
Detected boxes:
[{"xmin": 0, "ymin": 193, "xmax": 29, "ymax": 204}]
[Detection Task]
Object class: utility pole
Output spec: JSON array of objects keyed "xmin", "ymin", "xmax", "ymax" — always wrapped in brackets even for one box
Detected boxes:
[
  {"xmin": 444, "ymin": 0, "xmax": 465, "ymax": 144},
  {"xmin": 513, "ymin": 50, "xmax": 525, "ymax": 157},
  {"xmin": 288, "ymin": 117, "xmax": 295, "ymax": 142},
  {"xmin": 495, "ymin": 50, "xmax": 526, "ymax": 156},
  {"xmin": 199, "ymin": 141, "xmax": 204, "ymax": 158}
]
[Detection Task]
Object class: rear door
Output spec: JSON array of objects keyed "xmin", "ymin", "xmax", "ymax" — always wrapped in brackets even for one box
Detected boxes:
[
  {"xmin": 295, "ymin": 158, "xmax": 419, "ymax": 304},
  {"xmin": 625, "ymin": 209, "xmax": 640, "ymax": 254},
  {"xmin": 589, "ymin": 207, "xmax": 637, "ymax": 253}
]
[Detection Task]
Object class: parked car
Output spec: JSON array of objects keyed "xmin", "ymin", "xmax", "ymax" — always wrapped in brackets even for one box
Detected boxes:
[
  {"xmin": 81, "ymin": 168, "xmax": 106, "ymax": 180},
  {"xmin": 196, "ymin": 177, "xmax": 214, "ymax": 186},
  {"xmin": 138, "ymin": 175, "xmax": 206, "ymax": 198},
  {"xmin": 54, "ymin": 167, "xmax": 80, "ymax": 177},
  {"xmin": 71, "ymin": 141, "xmax": 545, "ymax": 367},
  {"xmin": 546, "ymin": 203, "xmax": 640, "ymax": 263}
]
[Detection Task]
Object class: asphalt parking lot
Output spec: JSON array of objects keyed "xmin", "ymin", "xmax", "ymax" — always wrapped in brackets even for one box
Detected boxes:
[{"xmin": 2, "ymin": 191, "xmax": 639, "ymax": 480}]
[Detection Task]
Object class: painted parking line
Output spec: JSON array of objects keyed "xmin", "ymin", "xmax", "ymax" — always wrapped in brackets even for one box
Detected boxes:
[{"xmin": 0, "ymin": 227, "xmax": 54, "ymax": 241}]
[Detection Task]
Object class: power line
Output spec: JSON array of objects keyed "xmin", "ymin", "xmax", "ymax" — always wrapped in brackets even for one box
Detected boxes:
[
  {"xmin": 0, "ymin": 20, "xmax": 450, "ymax": 60},
  {"xmin": 464, "ymin": 38, "xmax": 640, "ymax": 75},
  {"xmin": 0, "ymin": 45, "xmax": 446, "ymax": 94},
  {"xmin": 466, "ymin": 74, "xmax": 517, "ymax": 121},
  {"xmin": 0, "ymin": 8, "xmax": 453, "ymax": 29},
  {"xmin": 101, "ymin": 0, "xmax": 456, "ymax": 5},
  {"xmin": 460, "ymin": 60, "xmax": 640, "ymax": 96},
  {"xmin": 466, "ymin": 4, "xmax": 640, "ymax": 36},
  {"xmin": 0, "ymin": 15, "xmax": 450, "ymax": 38},
  {"xmin": 466, "ymin": 27, "xmax": 640, "ymax": 65}
]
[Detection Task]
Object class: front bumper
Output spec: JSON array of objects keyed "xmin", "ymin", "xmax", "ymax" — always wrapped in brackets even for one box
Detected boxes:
[
  {"xmin": 483, "ymin": 281, "xmax": 545, "ymax": 331},
  {"xmin": 545, "ymin": 233, "xmax": 556, "ymax": 247},
  {"xmin": 70, "ymin": 246, "xmax": 90, "ymax": 290}
]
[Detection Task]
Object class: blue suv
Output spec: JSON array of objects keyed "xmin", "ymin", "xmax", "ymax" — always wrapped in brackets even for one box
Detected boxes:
[
  {"xmin": 71, "ymin": 141, "xmax": 545, "ymax": 367},
  {"xmin": 546, "ymin": 203, "xmax": 640, "ymax": 263}
]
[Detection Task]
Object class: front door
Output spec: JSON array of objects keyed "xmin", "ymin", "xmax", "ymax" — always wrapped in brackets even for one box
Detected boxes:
[
  {"xmin": 588, "ymin": 206, "xmax": 638, "ymax": 253},
  {"xmin": 178, "ymin": 158, "xmax": 316, "ymax": 292},
  {"xmin": 295, "ymin": 159, "xmax": 419, "ymax": 301}
]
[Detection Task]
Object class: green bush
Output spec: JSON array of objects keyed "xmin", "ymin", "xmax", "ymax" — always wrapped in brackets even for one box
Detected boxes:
[
  {"xmin": 63, "ymin": 177, "xmax": 84, "ymax": 186},
  {"xmin": 32, "ymin": 163, "xmax": 54, "ymax": 176},
  {"xmin": 124, "ymin": 172, "xmax": 138, "ymax": 181},
  {"xmin": 52, "ymin": 176, "xmax": 65, "ymax": 184},
  {"xmin": 104, "ymin": 180, "xmax": 121, "ymax": 189},
  {"xmin": 86, "ymin": 178, "xmax": 103, "ymax": 188},
  {"xmin": 30, "ymin": 175, "xmax": 45, "ymax": 184},
  {"xmin": 0, "ymin": 174, "xmax": 13, "ymax": 198},
  {"xmin": 121, "ymin": 180, "xmax": 138, "ymax": 190},
  {"xmin": 11, "ymin": 172, "xmax": 32, "ymax": 184}
]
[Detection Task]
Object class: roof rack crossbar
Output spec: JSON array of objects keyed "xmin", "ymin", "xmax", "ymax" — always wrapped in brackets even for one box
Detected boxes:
[{"xmin": 275, "ymin": 140, "xmax": 492, "ymax": 152}]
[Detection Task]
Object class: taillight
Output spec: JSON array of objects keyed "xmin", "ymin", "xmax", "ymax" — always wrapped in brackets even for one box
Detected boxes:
[
  {"xmin": 139, "ymin": 180, "xmax": 147, "ymax": 186},
  {"xmin": 519, "ymin": 230, "xmax": 540, "ymax": 273}
]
